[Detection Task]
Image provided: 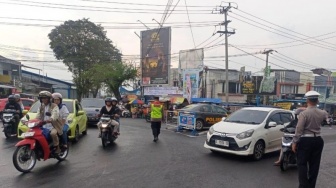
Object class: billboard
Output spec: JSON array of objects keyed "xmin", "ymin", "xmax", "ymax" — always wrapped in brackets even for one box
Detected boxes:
[
  {"xmin": 241, "ymin": 75, "xmax": 277, "ymax": 95},
  {"xmin": 141, "ymin": 27, "xmax": 171, "ymax": 85},
  {"xmin": 179, "ymin": 48, "xmax": 204, "ymax": 71},
  {"xmin": 183, "ymin": 69, "xmax": 201, "ymax": 101},
  {"xmin": 143, "ymin": 86, "xmax": 180, "ymax": 96}
]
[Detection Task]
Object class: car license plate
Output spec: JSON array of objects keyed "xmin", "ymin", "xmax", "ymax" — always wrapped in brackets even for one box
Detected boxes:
[{"xmin": 215, "ymin": 140, "xmax": 229, "ymax": 147}]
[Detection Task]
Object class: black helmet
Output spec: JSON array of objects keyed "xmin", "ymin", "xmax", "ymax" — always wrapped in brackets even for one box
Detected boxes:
[
  {"xmin": 8, "ymin": 95, "xmax": 16, "ymax": 103},
  {"xmin": 105, "ymin": 97, "xmax": 113, "ymax": 102}
]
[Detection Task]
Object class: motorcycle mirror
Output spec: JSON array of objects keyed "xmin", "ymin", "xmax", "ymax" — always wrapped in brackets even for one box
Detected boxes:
[
  {"xmin": 45, "ymin": 112, "xmax": 51, "ymax": 116},
  {"xmin": 26, "ymin": 114, "xmax": 30, "ymax": 121}
]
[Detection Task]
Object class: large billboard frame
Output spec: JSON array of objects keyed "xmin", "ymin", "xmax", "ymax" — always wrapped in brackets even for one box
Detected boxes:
[{"xmin": 140, "ymin": 27, "xmax": 171, "ymax": 86}]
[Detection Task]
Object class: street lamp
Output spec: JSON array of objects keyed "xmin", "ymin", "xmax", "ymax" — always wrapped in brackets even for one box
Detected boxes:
[
  {"xmin": 152, "ymin": 18, "xmax": 162, "ymax": 27},
  {"xmin": 137, "ymin": 20, "xmax": 150, "ymax": 30}
]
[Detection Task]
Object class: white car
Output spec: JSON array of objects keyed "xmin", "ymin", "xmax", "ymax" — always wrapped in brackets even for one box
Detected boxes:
[{"xmin": 204, "ymin": 107, "xmax": 294, "ymax": 160}]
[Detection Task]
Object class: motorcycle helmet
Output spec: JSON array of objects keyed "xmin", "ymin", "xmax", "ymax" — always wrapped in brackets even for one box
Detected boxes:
[
  {"xmin": 14, "ymin": 94, "xmax": 20, "ymax": 101},
  {"xmin": 38, "ymin": 91, "xmax": 52, "ymax": 103},
  {"xmin": 52, "ymin": 92, "xmax": 63, "ymax": 103},
  {"xmin": 111, "ymin": 97, "xmax": 118, "ymax": 102},
  {"xmin": 8, "ymin": 95, "xmax": 16, "ymax": 104}
]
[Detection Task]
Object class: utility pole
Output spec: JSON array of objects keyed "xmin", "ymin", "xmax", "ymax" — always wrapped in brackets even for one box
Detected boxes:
[
  {"xmin": 213, "ymin": 2, "xmax": 236, "ymax": 104},
  {"xmin": 262, "ymin": 49, "xmax": 274, "ymax": 105}
]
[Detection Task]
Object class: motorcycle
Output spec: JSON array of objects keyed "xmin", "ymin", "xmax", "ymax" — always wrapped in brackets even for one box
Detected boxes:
[
  {"xmin": 279, "ymin": 126, "xmax": 297, "ymax": 171},
  {"xmin": 99, "ymin": 114, "xmax": 118, "ymax": 148},
  {"xmin": 145, "ymin": 112, "xmax": 151, "ymax": 122},
  {"xmin": 2, "ymin": 109, "xmax": 19, "ymax": 138},
  {"xmin": 12, "ymin": 113, "xmax": 69, "ymax": 173},
  {"xmin": 121, "ymin": 109, "xmax": 131, "ymax": 118}
]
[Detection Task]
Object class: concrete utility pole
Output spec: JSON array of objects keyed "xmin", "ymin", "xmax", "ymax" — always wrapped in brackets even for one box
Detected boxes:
[
  {"xmin": 214, "ymin": 3, "xmax": 236, "ymax": 104},
  {"xmin": 262, "ymin": 49, "xmax": 274, "ymax": 105}
]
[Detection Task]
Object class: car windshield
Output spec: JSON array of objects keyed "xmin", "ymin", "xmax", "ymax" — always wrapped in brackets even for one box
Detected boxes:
[
  {"xmin": 81, "ymin": 99, "xmax": 105, "ymax": 108},
  {"xmin": 29, "ymin": 101, "xmax": 74, "ymax": 113},
  {"xmin": 225, "ymin": 109, "xmax": 269, "ymax": 124}
]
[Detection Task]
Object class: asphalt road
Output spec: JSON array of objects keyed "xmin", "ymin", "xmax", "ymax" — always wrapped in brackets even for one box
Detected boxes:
[{"xmin": 1, "ymin": 119, "xmax": 336, "ymax": 188}]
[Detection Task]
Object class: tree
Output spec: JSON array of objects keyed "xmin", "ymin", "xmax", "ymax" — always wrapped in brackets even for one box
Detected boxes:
[
  {"xmin": 48, "ymin": 18, "xmax": 121, "ymax": 101},
  {"xmin": 90, "ymin": 62, "xmax": 137, "ymax": 100}
]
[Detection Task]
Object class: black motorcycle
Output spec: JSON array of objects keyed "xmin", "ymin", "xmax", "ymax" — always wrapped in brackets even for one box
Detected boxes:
[
  {"xmin": 145, "ymin": 112, "xmax": 151, "ymax": 122},
  {"xmin": 2, "ymin": 109, "xmax": 19, "ymax": 138},
  {"xmin": 99, "ymin": 114, "xmax": 118, "ymax": 148},
  {"xmin": 279, "ymin": 126, "xmax": 297, "ymax": 171}
]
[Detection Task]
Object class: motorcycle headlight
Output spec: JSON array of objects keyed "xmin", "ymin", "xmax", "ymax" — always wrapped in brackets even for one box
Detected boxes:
[
  {"xmin": 208, "ymin": 126, "xmax": 215, "ymax": 135},
  {"xmin": 21, "ymin": 119, "xmax": 28, "ymax": 125},
  {"xmin": 67, "ymin": 118, "xmax": 73, "ymax": 124},
  {"xmin": 101, "ymin": 124, "xmax": 108, "ymax": 128},
  {"xmin": 27, "ymin": 122, "xmax": 37, "ymax": 128},
  {"xmin": 236, "ymin": 129, "xmax": 254, "ymax": 140}
]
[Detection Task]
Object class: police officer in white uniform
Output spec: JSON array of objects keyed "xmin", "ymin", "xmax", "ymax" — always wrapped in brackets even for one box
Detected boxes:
[{"xmin": 292, "ymin": 91, "xmax": 328, "ymax": 188}]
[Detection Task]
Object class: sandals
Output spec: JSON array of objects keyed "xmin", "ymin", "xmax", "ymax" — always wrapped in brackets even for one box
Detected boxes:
[{"xmin": 273, "ymin": 161, "xmax": 281, "ymax": 166}]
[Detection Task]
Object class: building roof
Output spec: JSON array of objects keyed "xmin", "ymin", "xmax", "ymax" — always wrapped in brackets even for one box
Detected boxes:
[
  {"xmin": 22, "ymin": 70, "xmax": 73, "ymax": 86},
  {"xmin": 271, "ymin": 69, "xmax": 298, "ymax": 72},
  {"xmin": 0, "ymin": 55, "xmax": 21, "ymax": 66}
]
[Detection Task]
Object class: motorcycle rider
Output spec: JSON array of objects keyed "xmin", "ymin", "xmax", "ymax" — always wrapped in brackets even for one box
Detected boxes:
[
  {"xmin": 14, "ymin": 94, "xmax": 24, "ymax": 111},
  {"xmin": 97, "ymin": 97, "xmax": 120, "ymax": 138},
  {"xmin": 36, "ymin": 91, "xmax": 63, "ymax": 154},
  {"xmin": 274, "ymin": 107, "xmax": 306, "ymax": 166},
  {"xmin": 51, "ymin": 93, "xmax": 69, "ymax": 149},
  {"xmin": 4, "ymin": 95, "xmax": 22, "ymax": 136}
]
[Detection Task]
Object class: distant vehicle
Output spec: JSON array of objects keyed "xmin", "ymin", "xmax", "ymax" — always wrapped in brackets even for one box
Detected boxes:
[
  {"xmin": 0, "ymin": 98, "xmax": 34, "ymax": 121},
  {"xmin": 81, "ymin": 98, "xmax": 105, "ymax": 125},
  {"xmin": 204, "ymin": 107, "xmax": 294, "ymax": 160},
  {"xmin": 179, "ymin": 104, "xmax": 228, "ymax": 130}
]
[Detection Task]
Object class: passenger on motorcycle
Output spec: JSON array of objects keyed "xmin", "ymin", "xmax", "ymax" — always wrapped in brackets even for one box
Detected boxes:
[
  {"xmin": 36, "ymin": 91, "xmax": 63, "ymax": 154},
  {"xmin": 4, "ymin": 95, "xmax": 22, "ymax": 136},
  {"xmin": 97, "ymin": 97, "xmax": 120, "ymax": 138},
  {"xmin": 274, "ymin": 107, "xmax": 306, "ymax": 166},
  {"xmin": 14, "ymin": 94, "xmax": 24, "ymax": 111},
  {"xmin": 52, "ymin": 93, "xmax": 70, "ymax": 149}
]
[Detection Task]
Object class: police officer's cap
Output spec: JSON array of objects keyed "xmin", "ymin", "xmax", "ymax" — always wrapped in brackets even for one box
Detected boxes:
[{"xmin": 304, "ymin": 91, "xmax": 320, "ymax": 99}]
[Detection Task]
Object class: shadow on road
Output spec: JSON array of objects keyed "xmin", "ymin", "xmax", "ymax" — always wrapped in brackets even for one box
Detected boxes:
[{"xmin": 207, "ymin": 150, "xmax": 280, "ymax": 163}]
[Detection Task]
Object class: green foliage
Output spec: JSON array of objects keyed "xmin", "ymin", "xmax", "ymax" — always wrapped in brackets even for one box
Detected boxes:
[{"xmin": 48, "ymin": 18, "xmax": 122, "ymax": 100}]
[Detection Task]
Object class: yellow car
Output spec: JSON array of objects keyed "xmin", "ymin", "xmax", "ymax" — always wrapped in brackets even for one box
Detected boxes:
[{"xmin": 18, "ymin": 99, "xmax": 88, "ymax": 142}]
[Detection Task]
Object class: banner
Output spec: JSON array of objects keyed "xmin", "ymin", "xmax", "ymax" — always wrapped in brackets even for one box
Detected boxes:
[
  {"xmin": 143, "ymin": 86, "xmax": 179, "ymax": 96},
  {"xmin": 178, "ymin": 111, "xmax": 195, "ymax": 129},
  {"xmin": 119, "ymin": 87, "xmax": 141, "ymax": 95},
  {"xmin": 183, "ymin": 69, "xmax": 201, "ymax": 100},
  {"xmin": 241, "ymin": 75, "xmax": 277, "ymax": 95},
  {"xmin": 141, "ymin": 27, "xmax": 171, "ymax": 85},
  {"xmin": 179, "ymin": 48, "xmax": 204, "ymax": 71}
]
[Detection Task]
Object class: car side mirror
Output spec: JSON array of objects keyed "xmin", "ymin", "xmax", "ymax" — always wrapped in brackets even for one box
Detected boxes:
[
  {"xmin": 26, "ymin": 114, "xmax": 30, "ymax": 121},
  {"xmin": 268, "ymin": 121, "xmax": 277, "ymax": 128},
  {"xmin": 45, "ymin": 112, "xmax": 51, "ymax": 116},
  {"xmin": 78, "ymin": 110, "xmax": 85, "ymax": 116}
]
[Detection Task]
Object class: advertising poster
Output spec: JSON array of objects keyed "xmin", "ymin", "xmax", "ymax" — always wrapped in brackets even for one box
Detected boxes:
[
  {"xmin": 241, "ymin": 75, "xmax": 277, "ymax": 95},
  {"xmin": 178, "ymin": 111, "xmax": 195, "ymax": 129},
  {"xmin": 179, "ymin": 48, "xmax": 204, "ymax": 70},
  {"xmin": 141, "ymin": 27, "xmax": 171, "ymax": 85},
  {"xmin": 183, "ymin": 69, "xmax": 200, "ymax": 100}
]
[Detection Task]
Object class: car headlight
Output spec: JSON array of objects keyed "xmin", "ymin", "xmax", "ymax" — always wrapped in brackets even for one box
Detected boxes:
[
  {"xmin": 208, "ymin": 126, "xmax": 215, "ymax": 135},
  {"xmin": 236, "ymin": 129, "xmax": 254, "ymax": 140}
]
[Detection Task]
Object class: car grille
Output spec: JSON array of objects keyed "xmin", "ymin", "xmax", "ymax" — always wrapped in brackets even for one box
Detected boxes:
[{"xmin": 208, "ymin": 135, "xmax": 251, "ymax": 151}]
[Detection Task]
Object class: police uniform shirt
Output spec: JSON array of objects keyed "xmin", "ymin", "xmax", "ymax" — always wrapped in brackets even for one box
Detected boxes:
[{"xmin": 293, "ymin": 106, "xmax": 328, "ymax": 143}]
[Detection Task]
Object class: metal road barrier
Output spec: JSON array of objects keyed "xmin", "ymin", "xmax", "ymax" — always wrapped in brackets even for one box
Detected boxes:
[
  {"xmin": 175, "ymin": 111, "xmax": 199, "ymax": 136},
  {"xmin": 165, "ymin": 110, "xmax": 178, "ymax": 129}
]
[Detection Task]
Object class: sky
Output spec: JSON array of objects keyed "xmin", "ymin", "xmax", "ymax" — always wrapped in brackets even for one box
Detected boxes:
[{"xmin": 0, "ymin": 0, "xmax": 335, "ymax": 83}]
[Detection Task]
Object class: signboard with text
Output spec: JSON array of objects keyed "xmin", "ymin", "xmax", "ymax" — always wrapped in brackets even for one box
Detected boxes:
[{"xmin": 241, "ymin": 75, "xmax": 277, "ymax": 95}]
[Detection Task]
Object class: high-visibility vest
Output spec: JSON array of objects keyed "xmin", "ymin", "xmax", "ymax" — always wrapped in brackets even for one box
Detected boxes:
[{"xmin": 151, "ymin": 104, "xmax": 163, "ymax": 118}]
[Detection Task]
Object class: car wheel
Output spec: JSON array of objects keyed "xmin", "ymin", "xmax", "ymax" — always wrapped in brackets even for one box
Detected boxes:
[
  {"xmin": 73, "ymin": 125, "xmax": 80, "ymax": 143},
  {"xmin": 252, "ymin": 140, "xmax": 265, "ymax": 161},
  {"xmin": 82, "ymin": 121, "xmax": 88, "ymax": 135},
  {"xmin": 195, "ymin": 119, "xmax": 204, "ymax": 131}
]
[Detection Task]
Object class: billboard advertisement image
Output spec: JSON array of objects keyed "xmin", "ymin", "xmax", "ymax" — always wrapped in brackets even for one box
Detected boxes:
[
  {"xmin": 141, "ymin": 27, "xmax": 171, "ymax": 85},
  {"xmin": 183, "ymin": 69, "xmax": 201, "ymax": 100},
  {"xmin": 241, "ymin": 75, "xmax": 277, "ymax": 95}
]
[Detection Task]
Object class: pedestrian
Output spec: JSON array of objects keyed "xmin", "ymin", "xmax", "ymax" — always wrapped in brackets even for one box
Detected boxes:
[
  {"xmin": 292, "ymin": 91, "xmax": 328, "ymax": 188},
  {"xmin": 150, "ymin": 96, "xmax": 163, "ymax": 142}
]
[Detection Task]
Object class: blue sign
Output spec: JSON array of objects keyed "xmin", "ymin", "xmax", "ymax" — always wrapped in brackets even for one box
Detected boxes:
[
  {"xmin": 178, "ymin": 111, "xmax": 195, "ymax": 130},
  {"xmin": 119, "ymin": 87, "xmax": 141, "ymax": 95}
]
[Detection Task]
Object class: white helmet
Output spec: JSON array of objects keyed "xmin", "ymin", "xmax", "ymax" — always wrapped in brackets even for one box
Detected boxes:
[
  {"xmin": 111, "ymin": 97, "xmax": 118, "ymax": 102},
  {"xmin": 304, "ymin": 91, "xmax": 320, "ymax": 99},
  {"xmin": 52, "ymin": 92, "xmax": 63, "ymax": 99}
]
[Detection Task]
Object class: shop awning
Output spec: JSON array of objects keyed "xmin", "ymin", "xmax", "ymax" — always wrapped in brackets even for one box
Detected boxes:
[
  {"xmin": 170, "ymin": 97, "xmax": 186, "ymax": 104},
  {"xmin": 0, "ymin": 84, "xmax": 15, "ymax": 89}
]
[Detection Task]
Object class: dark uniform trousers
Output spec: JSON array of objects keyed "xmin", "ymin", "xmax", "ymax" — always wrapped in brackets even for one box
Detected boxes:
[
  {"xmin": 151, "ymin": 122, "xmax": 161, "ymax": 138},
  {"xmin": 297, "ymin": 137, "xmax": 324, "ymax": 188}
]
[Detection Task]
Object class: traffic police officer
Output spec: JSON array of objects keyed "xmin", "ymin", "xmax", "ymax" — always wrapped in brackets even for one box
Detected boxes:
[
  {"xmin": 292, "ymin": 91, "xmax": 327, "ymax": 188},
  {"xmin": 150, "ymin": 96, "xmax": 164, "ymax": 142}
]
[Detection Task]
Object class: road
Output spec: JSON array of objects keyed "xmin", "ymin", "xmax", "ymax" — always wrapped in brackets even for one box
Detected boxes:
[{"xmin": 1, "ymin": 118, "xmax": 336, "ymax": 188}]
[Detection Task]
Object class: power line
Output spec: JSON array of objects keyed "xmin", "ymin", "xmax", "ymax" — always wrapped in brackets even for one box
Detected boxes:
[
  {"xmin": 234, "ymin": 9, "xmax": 336, "ymax": 47},
  {"xmin": 184, "ymin": 0, "xmax": 197, "ymax": 48},
  {"xmin": 229, "ymin": 14, "xmax": 336, "ymax": 52}
]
